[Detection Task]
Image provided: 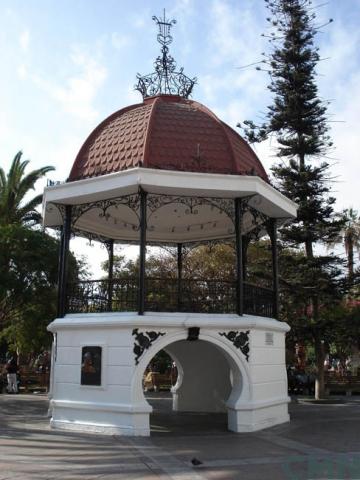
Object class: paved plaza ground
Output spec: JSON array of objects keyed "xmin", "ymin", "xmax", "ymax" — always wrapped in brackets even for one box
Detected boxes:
[{"xmin": 0, "ymin": 393, "xmax": 359, "ymax": 480}]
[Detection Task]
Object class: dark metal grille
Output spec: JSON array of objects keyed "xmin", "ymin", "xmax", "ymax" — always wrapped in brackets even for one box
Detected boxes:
[
  {"xmin": 67, "ymin": 278, "xmax": 138, "ymax": 313},
  {"xmin": 145, "ymin": 278, "xmax": 237, "ymax": 313},
  {"xmin": 66, "ymin": 278, "xmax": 274, "ymax": 318},
  {"xmin": 244, "ymin": 283, "xmax": 275, "ymax": 318}
]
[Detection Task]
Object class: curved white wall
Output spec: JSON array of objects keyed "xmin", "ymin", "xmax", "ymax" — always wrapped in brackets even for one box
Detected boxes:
[
  {"xmin": 48, "ymin": 312, "xmax": 290, "ymax": 435},
  {"xmin": 166, "ymin": 340, "xmax": 232, "ymax": 412}
]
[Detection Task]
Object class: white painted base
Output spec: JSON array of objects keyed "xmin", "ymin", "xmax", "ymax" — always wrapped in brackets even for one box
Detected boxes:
[
  {"xmin": 49, "ymin": 399, "xmax": 152, "ymax": 435},
  {"xmin": 227, "ymin": 398, "xmax": 290, "ymax": 432},
  {"xmin": 48, "ymin": 312, "xmax": 290, "ymax": 436},
  {"xmin": 50, "ymin": 419, "xmax": 150, "ymax": 436}
]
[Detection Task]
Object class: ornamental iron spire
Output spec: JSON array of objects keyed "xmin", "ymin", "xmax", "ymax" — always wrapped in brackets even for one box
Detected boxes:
[{"xmin": 135, "ymin": 10, "xmax": 197, "ymax": 99}]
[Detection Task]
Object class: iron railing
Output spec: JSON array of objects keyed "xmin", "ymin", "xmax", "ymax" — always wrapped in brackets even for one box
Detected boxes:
[
  {"xmin": 244, "ymin": 282, "xmax": 275, "ymax": 318},
  {"xmin": 66, "ymin": 278, "xmax": 275, "ymax": 317}
]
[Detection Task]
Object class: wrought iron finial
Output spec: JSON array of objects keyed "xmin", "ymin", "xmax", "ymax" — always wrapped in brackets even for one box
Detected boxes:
[
  {"xmin": 135, "ymin": 10, "xmax": 197, "ymax": 99},
  {"xmin": 152, "ymin": 10, "xmax": 176, "ymax": 46}
]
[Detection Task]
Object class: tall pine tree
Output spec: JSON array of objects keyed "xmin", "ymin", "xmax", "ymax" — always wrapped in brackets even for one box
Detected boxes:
[{"xmin": 242, "ymin": 0, "xmax": 345, "ymax": 398}]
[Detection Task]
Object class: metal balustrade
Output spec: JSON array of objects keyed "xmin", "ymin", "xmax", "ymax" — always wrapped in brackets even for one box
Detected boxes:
[{"xmin": 66, "ymin": 278, "xmax": 275, "ymax": 318}]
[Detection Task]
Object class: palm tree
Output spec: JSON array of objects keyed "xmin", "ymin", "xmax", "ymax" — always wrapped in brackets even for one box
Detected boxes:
[
  {"xmin": 343, "ymin": 208, "xmax": 360, "ymax": 282},
  {"xmin": 329, "ymin": 208, "xmax": 360, "ymax": 283},
  {"xmin": 0, "ymin": 151, "xmax": 54, "ymax": 226}
]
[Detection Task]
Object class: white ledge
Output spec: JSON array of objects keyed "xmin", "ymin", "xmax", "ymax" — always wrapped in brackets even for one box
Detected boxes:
[
  {"xmin": 51, "ymin": 399, "xmax": 152, "ymax": 414},
  {"xmin": 227, "ymin": 396, "xmax": 291, "ymax": 411},
  {"xmin": 43, "ymin": 167, "xmax": 297, "ymax": 225},
  {"xmin": 47, "ymin": 312, "xmax": 290, "ymax": 333}
]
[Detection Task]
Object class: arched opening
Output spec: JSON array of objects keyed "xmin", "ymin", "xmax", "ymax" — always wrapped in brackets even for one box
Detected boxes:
[{"xmin": 132, "ymin": 333, "xmax": 249, "ymax": 435}]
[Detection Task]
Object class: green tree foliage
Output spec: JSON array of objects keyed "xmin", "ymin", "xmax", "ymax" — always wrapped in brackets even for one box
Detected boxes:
[
  {"xmin": 0, "ymin": 225, "xmax": 58, "ymax": 351},
  {"xmin": 0, "ymin": 152, "xmax": 84, "ymax": 356},
  {"xmin": 241, "ymin": 0, "xmax": 348, "ymax": 397},
  {"xmin": 0, "ymin": 152, "xmax": 54, "ymax": 353},
  {"xmin": 0, "ymin": 151, "xmax": 54, "ymax": 226},
  {"xmin": 183, "ymin": 244, "xmax": 235, "ymax": 280},
  {"xmin": 327, "ymin": 303, "xmax": 360, "ymax": 360},
  {"xmin": 0, "ymin": 224, "xmax": 80, "ymax": 353},
  {"xmin": 102, "ymin": 244, "xmax": 237, "ymax": 281}
]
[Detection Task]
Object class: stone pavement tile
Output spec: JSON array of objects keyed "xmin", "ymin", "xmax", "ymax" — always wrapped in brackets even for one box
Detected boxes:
[
  {"xmin": 0, "ymin": 459, "xmax": 156, "ymax": 480},
  {"xmin": 194, "ymin": 462, "xmax": 308, "ymax": 480},
  {"xmin": 95, "ymin": 475, "xmax": 171, "ymax": 480},
  {"xmin": 0, "ymin": 472, "xmax": 164, "ymax": 480},
  {"xmin": 1, "ymin": 394, "xmax": 360, "ymax": 480},
  {"xmin": 125, "ymin": 437, "xmax": 209, "ymax": 480},
  {"xmin": 149, "ymin": 433, "xmax": 301, "ymax": 463},
  {"xmin": 150, "ymin": 413, "xmax": 228, "ymax": 436},
  {"xmin": 283, "ymin": 403, "xmax": 360, "ymax": 454},
  {"xmin": 196, "ymin": 453, "xmax": 360, "ymax": 480}
]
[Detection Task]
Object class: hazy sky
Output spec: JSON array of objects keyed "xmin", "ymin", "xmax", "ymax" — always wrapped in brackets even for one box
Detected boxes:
[{"xmin": 0, "ymin": 0, "xmax": 359, "ymax": 274}]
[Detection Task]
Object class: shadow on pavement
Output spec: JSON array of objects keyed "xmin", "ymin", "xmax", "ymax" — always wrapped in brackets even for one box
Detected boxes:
[{"xmin": 146, "ymin": 391, "xmax": 229, "ymax": 436}]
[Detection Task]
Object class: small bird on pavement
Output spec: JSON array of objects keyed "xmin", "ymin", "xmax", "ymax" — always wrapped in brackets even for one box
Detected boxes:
[{"xmin": 191, "ymin": 458, "xmax": 203, "ymax": 466}]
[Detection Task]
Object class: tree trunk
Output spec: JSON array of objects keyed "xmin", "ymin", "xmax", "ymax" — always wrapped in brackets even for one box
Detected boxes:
[
  {"xmin": 347, "ymin": 235, "xmax": 354, "ymax": 283},
  {"xmin": 314, "ymin": 333, "xmax": 326, "ymax": 399},
  {"xmin": 305, "ymin": 239, "xmax": 314, "ymax": 258}
]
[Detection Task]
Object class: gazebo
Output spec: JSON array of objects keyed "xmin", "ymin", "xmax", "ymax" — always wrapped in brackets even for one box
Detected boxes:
[{"xmin": 44, "ymin": 13, "xmax": 297, "ymax": 435}]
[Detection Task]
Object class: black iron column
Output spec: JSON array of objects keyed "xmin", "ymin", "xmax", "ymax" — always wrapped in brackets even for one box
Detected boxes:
[
  {"xmin": 56, "ymin": 226, "xmax": 64, "ymax": 317},
  {"xmin": 270, "ymin": 218, "xmax": 279, "ymax": 319},
  {"xmin": 107, "ymin": 239, "xmax": 114, "ymax": 312},
  {"xmin": 57, "ymin": 205, "xmax": 72, "ymax": 318},
  {"xmin": 234, "ymin": 198, "xmax": 244, "ymax": 316},
  {"xmin": 177, "ymin": 243, "xmax": 183, "ymax": 311},
  {"xmin": 242, "ymin": 236, "xmax": 250, "ymax": 282},
  {"xmin": 139, "ymin": 189, "xmax": 147, "ymax": 315}
]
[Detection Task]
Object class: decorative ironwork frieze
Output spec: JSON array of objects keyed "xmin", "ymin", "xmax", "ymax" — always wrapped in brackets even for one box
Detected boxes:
[
  {"xmin": 71, "ymin": 228, "xmax": 112, "ymax": 246},
  {"xmin": 49, "ymin": 192, "xmax": 274, "ymax": 246},
  {"xmin": 132, "ymin": 328, "xmax": 166, "ymax": 365},
  {"xmin": 71, "ymin": 194, "xmax": 140, "ymax": 226},
  {"xmin": 135, "ymin": 10, "xmax": 196, "ymax": 99},
  {"xmin": 147, "ymin": 194, "xmax": 235, "ymax": 223},
  {"xmin": 219, "ymin": 330, "xmax": 250, "ymax": 361}
]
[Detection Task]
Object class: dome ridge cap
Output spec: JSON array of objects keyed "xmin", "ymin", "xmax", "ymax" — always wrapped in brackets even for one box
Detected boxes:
[
  {"xmin": 186, "ymin": 99, "xmax": 239, "ymax": 174},
  {"xmin": 221, "ymin": 121, "xmax": 268, "ymax": 179},
  {"xmin": 142, "ymin": 95, "xmax": 161, "ymax": 168}
]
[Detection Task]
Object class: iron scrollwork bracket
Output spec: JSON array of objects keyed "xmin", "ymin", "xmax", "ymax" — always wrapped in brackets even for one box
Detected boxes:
[
  {"xmin": 71, "ymin": 194, "xmax": 140, "ymax": 226},
  {"xmin": 238, "ymin": 196, "xmax": 271, "ymax": 240},
  {"xmin": 132, "ymin": 328, "xmax": 166, "ymax": 365},
  {"xmin": 219, "ymin": 330, "xmax": 250, "ymax": 361}
]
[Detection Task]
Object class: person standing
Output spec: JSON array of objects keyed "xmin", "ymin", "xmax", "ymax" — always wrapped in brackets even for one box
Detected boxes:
[{"xmin": 5, "ymin": 357, "xmax": 18, "ymax": 394}]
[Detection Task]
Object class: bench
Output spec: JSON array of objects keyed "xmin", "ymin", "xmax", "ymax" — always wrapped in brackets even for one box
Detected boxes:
[
  {"xmin": 325, "ymin": 375, "xmax": 360, "ymax": 396},
  {"xmin": 19, "ymin": 368, "xmax": 49, "ymax": 393},
  {"xmin": 143, "ymin": 372, "xmax": 173, "ymax": 392}
]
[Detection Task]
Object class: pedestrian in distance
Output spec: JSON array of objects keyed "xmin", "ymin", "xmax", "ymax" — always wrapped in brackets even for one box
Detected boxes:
[{"xmin": 5, "ymin": 357, "xmax": 18, "ymax": 394}]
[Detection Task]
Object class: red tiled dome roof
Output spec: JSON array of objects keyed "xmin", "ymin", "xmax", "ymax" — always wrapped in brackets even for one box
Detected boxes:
[{"xmin": 68, "ymin": 95, "xmax": 268, "ymax": 182}]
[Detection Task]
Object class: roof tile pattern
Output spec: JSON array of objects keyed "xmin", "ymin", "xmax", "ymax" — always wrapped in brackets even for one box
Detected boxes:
[
  {"xmin": 222, "ymin": 123, "xmax": 268, "ymax": 179},
  {"xmin": 69, "ymin": 103, "xmax": 152, "ymax": 181},
  {"xmin": 147, "ymin": 99, "xmax": 236, "ymax": 174},
  {"xmin": 69, "ymin": 95, "xmax": 268, "ymax": 182}
]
